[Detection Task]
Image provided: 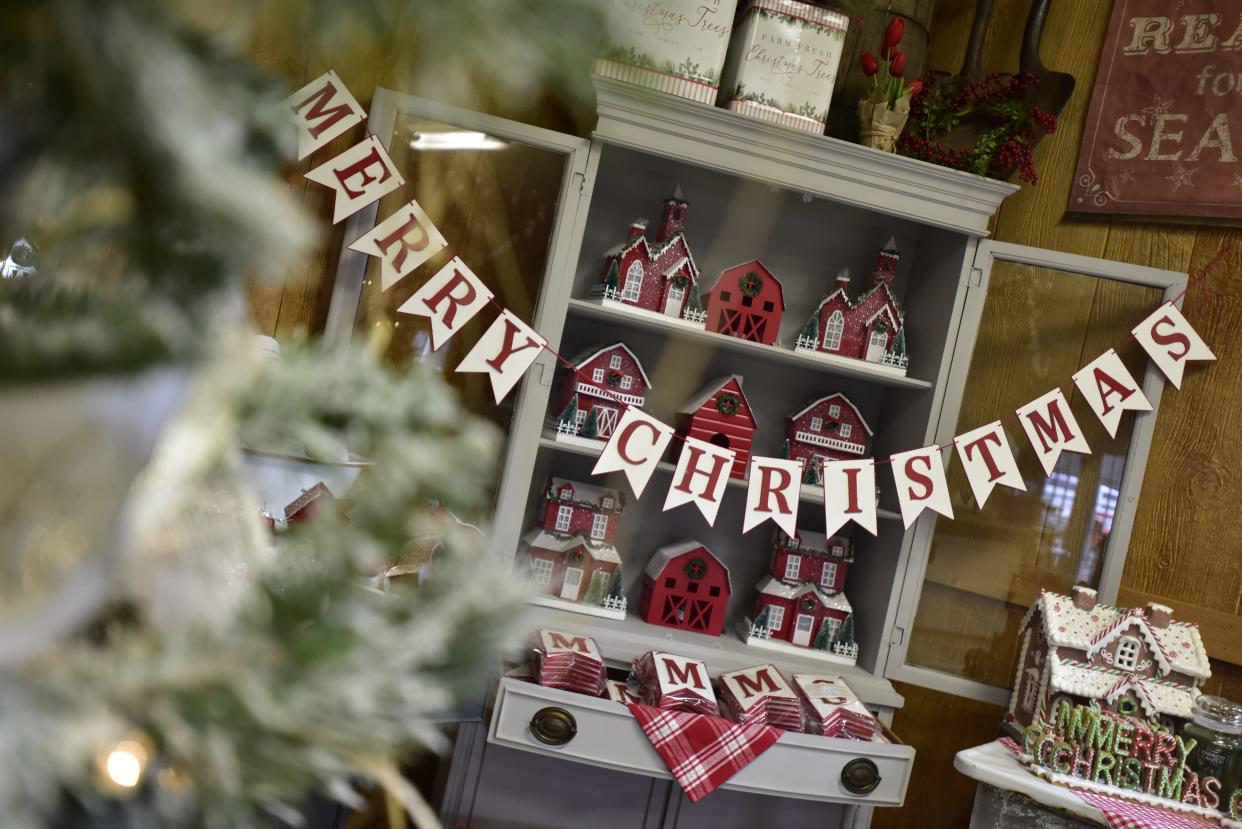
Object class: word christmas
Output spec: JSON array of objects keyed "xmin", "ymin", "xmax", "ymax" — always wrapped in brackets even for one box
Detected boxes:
[
  {"xmin": 289, "ymin": 70, "xmax": 1218, "ymax": 538},
  {"xmin": 1022, "ymin": 700, "xmax": 1222, "ymax": 809}
]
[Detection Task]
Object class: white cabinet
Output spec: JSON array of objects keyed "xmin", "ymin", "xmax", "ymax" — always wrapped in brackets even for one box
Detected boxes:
[{"xmin": 327, "ymin": 79, "xmax": 1184, "ymax": 826}]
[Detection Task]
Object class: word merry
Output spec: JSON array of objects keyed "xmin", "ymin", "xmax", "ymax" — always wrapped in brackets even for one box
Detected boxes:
[
  {"xmin": 1022, "ymin": 701, "xmax": 1222, "ymax": 808},
  {"xmin": 1123, "ymin": 14, "xmax": 1242, "ymax": 55}
]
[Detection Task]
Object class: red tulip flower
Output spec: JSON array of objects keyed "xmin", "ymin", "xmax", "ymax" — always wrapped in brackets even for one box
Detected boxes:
[
  {"xmin": 860, "ymin": 52, "xmax": 879, "ymax": 76},
  {"xmin": 906, "ymin": 79, "xmax": 923, "ymax": 96},
  {"xmin": 883, "ymin": 17, "xmax": 905, "ymax": 49},
  {"xmin": 880, "ymin": 41, "xmax": 893, "ymax": 60},
  {"xmin": 890, "ymin": 50, "xmax": 907, "ymax": 77}
]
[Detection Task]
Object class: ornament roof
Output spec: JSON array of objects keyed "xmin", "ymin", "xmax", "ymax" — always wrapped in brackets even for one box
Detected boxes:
[
  {"xmin": 1086, "ymin": 609, "xmax": 1173, "ymax": 675},
  {"xmin": 755, "ymin": 575, "xmax": 852, "ymax": 612},
  {"xmin": 523, "ymin": 529, "xmax": 621, "ymax": 564},
  {"xmin": 662, "ymin": 256, "xmax": 691, "ymax": 278},
  {"xmin": 1023, "ymin": 591, "xmax": 1210, "ymax": 680},
  {"xmin": 789, "ymin": 393, "xmax": 874, "ymax": 436},
  {"xmin": 644, "ymin": 541, "xmax": 731, "ymax": 594},
  {"xmin": 548, "ymin": 477, "xmax": 624, "ymax": 511},
  {"xmin": 601, "ymin": 232, "xmax": 701, "ymax": 284},
  {"xmin": 677, "ymin": 375, "xmax": 757, "ymax": 427},
  {"xmin": 569, "ymin": 342, "xmax": 653, "ymax": 389}
]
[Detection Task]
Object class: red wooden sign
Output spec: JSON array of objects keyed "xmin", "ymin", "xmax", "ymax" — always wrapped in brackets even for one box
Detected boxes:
[{"xmin": 1069, "ymin": 1, "xmax": 1242, "ymax": 222}]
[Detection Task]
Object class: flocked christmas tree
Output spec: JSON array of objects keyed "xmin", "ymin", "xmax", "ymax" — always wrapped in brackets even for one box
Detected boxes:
[
  {"xmin": 583, "ymin": 569, "xmax": 609, "ymax": 606},
  {"xmin": 834, "ymin": 614, "xmax": 856, "ymax": 652},
  {"xmin": 556, "ymin": 394, "xmax": 580, "ymax": 433},
  {"xmin": 0, "ymin": 1, "xmax": 604, "ymax": 826},
  {"xmin": 607, "ymin": 571, "xmax": 625, "ymax": 606},
  {"xmin": 752, "ymin": 605, "xmax": 771, "ymax": 635},
  {"xmin": 813, "ymin": 619, "xmax": 833, "ymax": 651},
  {"xmin": 604, "ymin": 260, "xmax": 620, "ymax": 295},
  {"xmin": 799, "ymin": 314, "xmax": 820, "ymax": 346}
]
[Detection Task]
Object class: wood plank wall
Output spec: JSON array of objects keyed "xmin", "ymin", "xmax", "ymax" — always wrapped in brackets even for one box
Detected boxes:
[
  {"xmin": 243, "ymin": 5, "xmax": 1240, "ymax": 826},
  {"xmin": 874, "ymin": 2, "xmax": 1242, "ymax": 826}
]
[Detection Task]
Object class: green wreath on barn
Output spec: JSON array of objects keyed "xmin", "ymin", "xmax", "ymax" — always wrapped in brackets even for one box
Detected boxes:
[
  {"xmin": 738, "ymin": 270, "xmax": 763, "ymax": 298},
  {"xmin": 606, "ymin": 369, "xmax": 624, "ymax": 387},
  {"xmin": 716, "ymin": 392, "xmax": 741, "ymax": 417},
  {"xmin": 683, "ymin": 557, "xmax": 709, "ymax": 580}
]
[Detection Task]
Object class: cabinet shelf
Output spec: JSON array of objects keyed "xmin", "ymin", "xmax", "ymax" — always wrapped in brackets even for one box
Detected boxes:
[
  {"xmin": 566, "ymin": 299, "xmax": 933, "ymax": 391},
  {"xmin": 593, "ymin": 78, "xmax": 1016, "ymax": 237},
  {"xmin": 537, "ymin": 435, "xmax": 904, "ymax": 523},
  {"xmin": 525, "ymin": 603, "xmax": 904, "ymax": 710}
]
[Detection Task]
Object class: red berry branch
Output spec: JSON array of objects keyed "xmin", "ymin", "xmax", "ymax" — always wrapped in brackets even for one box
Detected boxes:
[{"xmin": 897, "ymin": 71, "xmax": 1057, "ymax": 184}]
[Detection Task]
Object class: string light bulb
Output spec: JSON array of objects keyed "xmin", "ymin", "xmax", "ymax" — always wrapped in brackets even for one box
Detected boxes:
[{"xmin": 94, "ymin": 735, "xmax": 152, "ymax": 795}]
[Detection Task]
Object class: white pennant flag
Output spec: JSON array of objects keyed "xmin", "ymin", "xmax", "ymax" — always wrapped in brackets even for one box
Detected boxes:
[
  {"xmin": 822, "ymin": 459, "xmax": 878, "ymax": 537},
  {"xmin": 306, "ymin": 134, "xmax": 404, "ymax": 223},
  {"xmin": 396, "ymin": 257, "xmax": 493, "ymax": 350},
  {"xmin": 663, "ymin": 436, "xmax": 736, "ymax": 526},
  {"xmin": 1132, "ymin": 302, "xmax": 1215, "ymax": 389},
  {"xmin": 285, "ymin": 70, "xmax": 366, "ymax": 160},
  {"xmin": 1072, "ymin": 349, "xmax": 1153, "ymax": 438},
  {"xmin": 953, "ymin": 421, "xmax": 1027, "ymax": 508},
  {"xmin": 890, "ymin": 445, "xmax": 954, "ymax": 530},
  {"xmin": 592, "ymin": 407, "xmax": 675, "ymax": 498},
  {"xmin": 742, "ymin": 457, "xmax": 801, "ymax": 536},
  {"xmin": 1016, "ymin": 389, "xmax": 1092, "ymax": 476},
  {"xmin": 455, "ymin": 309, "xmax": 547, "ymax": 403},
  {"xmin": 348, "ymin": 198, "xmax": 447, "ymax": 291}
]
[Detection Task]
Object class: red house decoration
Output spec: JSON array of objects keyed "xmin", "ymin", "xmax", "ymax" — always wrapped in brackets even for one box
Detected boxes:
[
  {"xmin": 795, "ymin": 238, "xmax": 909, "ymax": 376},
  {"xmin": 702, "ymin": 259, "xmax": 785, "ymax": 345},
  {"xmin": 521, "ymin": 478, "xmax": 627, "ymax": 620},
  {"xmin": 550, "ymin": 342, "xmax": 652, "ymax": 447},
  {"xmin": 781, "ymin": 392, "xmax": 872, "ymax": 485},
  {"xmin": 640, "ymin": 541, "xmax": 732, "ymax": 637},
  {"xmin": 1004, "ymin": 587, "xmax": 1211, "ymax": 738},
  {"xmin": 742, "ymin": 529, "xmax": 858, "ymax": 665},
  {"xmin": 284, "ymin": 481, "xmax": 336, "ymax": 524},
  {"xmin": 591, "ymin": 190, "xmax": 707, "ymax": 330},
  {"xmin": 672, "ymin": 375, "xmax": 757, "ymax": 479}
]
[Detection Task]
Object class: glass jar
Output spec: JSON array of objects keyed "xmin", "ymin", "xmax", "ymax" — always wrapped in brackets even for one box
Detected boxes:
[{"xmin": 1183, "ymin": 695, "xmax": 1242, "ymax": 809}]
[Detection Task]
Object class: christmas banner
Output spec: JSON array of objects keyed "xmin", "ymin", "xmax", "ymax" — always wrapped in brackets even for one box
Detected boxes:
[
  {"xmin": 306, "ymin": 134, "xmax": 404, "ymax": 223},
  {"xmin": 456, "ymin": 309, "xmax": 548, "ymax": 404},
  {"xmin": 821, "ymin": 459, "xmax": 878, "ymax": 538},
  {"xmin": 742, "ymin": 457, "xmax": 801, "ymax": 536},
  {"xmin": 291, "ymin": 69, "xmax": 1222, "ymax": 543},
  {"xmin": 348, "ymin": 198, "xmax": 448, "ymax": 291},
  {"xmin": 285, "ymin": 70, "xmax": 366, "ymax": 161}
]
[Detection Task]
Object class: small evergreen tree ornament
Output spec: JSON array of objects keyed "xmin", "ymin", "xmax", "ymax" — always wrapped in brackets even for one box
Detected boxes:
[
  {"xmin": 800, "ymin": 314, "xmax": 819, "ymax": 343},
  {"xmin": 607, "ymin": 571, "xmax": 625, "ymax": 602},
  {"xmin": 813, "ymin": 620, "xmax": 832, "ymax": 651},
  {"xmin": 605, "ymin": 260, "xmax": 620, "ymax": 292},
  {"xmin": 753, "ymin": 605, "xmax": 771, "ymax": 631},
  {"xmin": 557, "ymin": 395, "xmax": 579, "ymax": 431},
  {"xmin": 581, "ymin": 407, "xmax": 600, "ymax": 438},
  {"xmin": 583, "ymin": 569, "xmax": 608, "ymax": 605},
  {"xmin": 835, "ymin": 615, "xmax": 855, "ymax": 648}
]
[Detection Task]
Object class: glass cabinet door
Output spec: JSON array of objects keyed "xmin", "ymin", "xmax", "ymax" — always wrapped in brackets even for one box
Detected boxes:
[
  {"xmin": 886, "ymin": 241, "xmax": 1186, "ymax": 703},
  {"xmin": 324, "ymin": 89, "xmax": 590, "ymax": 556}
]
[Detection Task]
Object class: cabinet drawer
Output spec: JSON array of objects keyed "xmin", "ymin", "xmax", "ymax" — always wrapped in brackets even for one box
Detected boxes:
[{"xmin": 488, "ymin": 678, "xmax": 915, "ymax": 806}]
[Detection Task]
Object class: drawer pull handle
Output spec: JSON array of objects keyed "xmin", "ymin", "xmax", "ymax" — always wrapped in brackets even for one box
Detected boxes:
[
  {"xmin": 530, "ymin": 707, "xmax": 577, "ymax": 746},
  {"xmin": 841, "ymin": 758, "xmax": 881, "ymax": 795}
]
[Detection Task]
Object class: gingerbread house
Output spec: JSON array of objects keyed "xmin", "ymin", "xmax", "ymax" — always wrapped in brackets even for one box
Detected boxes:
[
  {"xmin": 593, "ymin": 191, "xmax": 707, "ymax": 329},
  {"xmin": 1004, "ymin": 586, "xmax": 1211, "ymax": 737},
  {"xmin": 640, "ymin": 541, "xmax": 732, "ymax": 636},
  {"xmin": 522, "ymin": 478, "xmax": 626, "ymax": 617},
  {"xmin": 551, "ymin": 342, "xmax": 651, "ymax": 443},
  {"xmin": 781, "ymin": 392, "xmax": 872, "ymax": 485},
  {"xmin": 795, "ymin": 239, "xmax": 909, "ymax": 375},
  {"xmin": 702, "ymin": 260, "xmax": 785, "ymax": 345},
  {"xmin": 672, "ymin": 375, "xmax": 757, "ymax": 479}
]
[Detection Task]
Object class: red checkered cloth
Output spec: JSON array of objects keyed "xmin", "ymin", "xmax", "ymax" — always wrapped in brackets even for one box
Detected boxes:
[
  {"xmin": 998, "ymin": 738, "xmax": 1224, "ymax": 829},
  {"xmin": 627, "ymin": 703, "xmax": 782, "ymax": 803}
]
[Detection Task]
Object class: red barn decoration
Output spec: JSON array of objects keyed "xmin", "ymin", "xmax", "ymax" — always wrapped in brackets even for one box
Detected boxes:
[
  {"xmin": 1003, "ymin": 587, "xmax": 1211, "ymax": 739},
  {"xmin": 521, "ymin": 478, "xmax": 627, "ymax": 619},
  {"xmin": 640, "ymin": 541, "xmax": 732, "ymax": 637},
  {"xmin": 672, "ymin": 375, "xmax": 757, "ymax": 479},
  {"xmin": 795, "ymin": 238, "xmax": 909, "ymax": 376},
  {"xmin": 550, "ymin": 342, "xmax": 652, "ymax": 447},
  {"xmin": 590, "ymin": 189, "xmax": 707, "ymax": 329},
  {"xmin": 781, "ymin": 392, "xmax": 872, "ymax": 485},
  {"xmin": 702, "ymin": 259, "xmax": 785, "ymax": 345},
  {"xmin": 741, "ymin": 530, "xmax": 858, "ymax": 665}
]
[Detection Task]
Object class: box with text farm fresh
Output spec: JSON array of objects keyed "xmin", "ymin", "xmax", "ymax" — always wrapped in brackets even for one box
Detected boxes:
[
  {"xmin": 594, "ymin": 0, "xmax": 740, "ymax": 104},
  {"xmin": 720, "ymin": 0, "xmax": 849, "ymax": 133}
]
